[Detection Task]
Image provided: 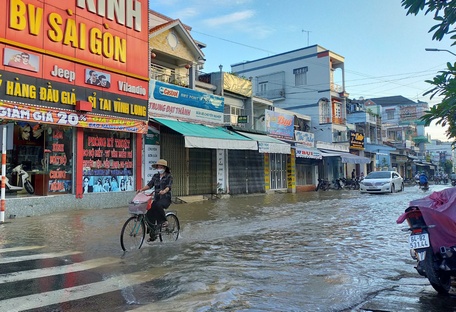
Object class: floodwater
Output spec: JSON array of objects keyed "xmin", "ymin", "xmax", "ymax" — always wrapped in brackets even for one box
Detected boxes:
[{"xmin": 1, "ymin": 185, "xmax": 456, "ymax": 311}]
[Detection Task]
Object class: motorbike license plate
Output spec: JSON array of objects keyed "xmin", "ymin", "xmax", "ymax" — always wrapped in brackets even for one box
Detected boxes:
[{"xmin": 409, "ymin": 233, "xmax": 430, "ymax": 249}]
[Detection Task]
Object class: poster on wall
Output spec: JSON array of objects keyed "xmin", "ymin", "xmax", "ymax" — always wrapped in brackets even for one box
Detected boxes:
[
  {"xmin": 82, "ymin": 130, "xmax": 134, "ymax": 193},
  {"xmin": 45, "ymin": 126, "xmax": 73, "ymax": 193}
]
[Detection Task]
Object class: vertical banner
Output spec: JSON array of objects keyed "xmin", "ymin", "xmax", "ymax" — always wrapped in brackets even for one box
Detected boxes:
[
  {"xmin": 216, "ymin": 149, "xmax": 226, "ymax": 193},
  {"xmin": 264, "ymin": 154, "xmax": 270, "ymax": 190},
  {"xmin": 287, "ymin": 149, "xmax": 296, "ymax": 192},
  {"xmin": 143, "ymin": 126, "xmax": 160, "ymax": 183}
]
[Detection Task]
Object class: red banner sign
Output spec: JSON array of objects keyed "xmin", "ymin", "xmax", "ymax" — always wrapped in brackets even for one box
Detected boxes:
[{"xmin": 0, "ymin": 101, "xmax": 147, "ymax": 133}]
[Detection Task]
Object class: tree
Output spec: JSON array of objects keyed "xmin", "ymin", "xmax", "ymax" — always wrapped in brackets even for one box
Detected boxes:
[
  {"xmin": 443, "ymin": 159, "xmax": 453, "ymax": 174},
  {"xmin": 401, "ymin": 0, "xmax": 456, "ymax": 141}
]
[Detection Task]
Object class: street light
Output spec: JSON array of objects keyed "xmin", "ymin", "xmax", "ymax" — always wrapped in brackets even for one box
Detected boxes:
[{"xmin": 425, "ymin": 48, "xmax": 456, "ymax": 57}]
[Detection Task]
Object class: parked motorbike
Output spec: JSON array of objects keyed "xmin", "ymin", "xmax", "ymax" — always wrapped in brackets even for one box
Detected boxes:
[
  {"xmin": 315, "ymin": 178, "xmax": 330, "ymax": 191},
  {"xmin": 397, "ymin": 188, "xmax": 456, "ymax": 294},
  {"xmin": 5, "ymin": 164, "xmax": 34, "ymax": 194},
  {"xmin": 340, "ymin": 177, "xmax": 360, "ymax": 190},
  {"xmin": 451, "ymin": 179, "xmax": 456, "ymax": 187},
  {"xmin": 333, "ymin": 178, "xmax": 344, "ymax": 190}
]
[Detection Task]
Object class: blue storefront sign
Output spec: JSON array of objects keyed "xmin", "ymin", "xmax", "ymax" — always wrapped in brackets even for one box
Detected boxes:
[{"xmin": 149, "ymin": 80, "xmax": 224, "ymax": 124}]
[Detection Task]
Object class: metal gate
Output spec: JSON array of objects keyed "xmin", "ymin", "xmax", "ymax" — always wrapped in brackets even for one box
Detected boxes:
[
  {"xmin": 189, "ymin": 148, "xmax": 214, "ymax": 195},
  {"xmin": 228, "ymin": 150, "xmax": 264, "ymax": 194},
  {"xmin": 160, "ymin": 133, "xmax": 187, "ymax": 196},
  {"xmin": 269, "ymin": 153, "xmax": 287, "ymax": 189}
]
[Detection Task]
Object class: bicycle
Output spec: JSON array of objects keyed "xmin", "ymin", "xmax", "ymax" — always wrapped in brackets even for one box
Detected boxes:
[{"xmin": 120, "ymin": 191, "xmax": 180, "ymax": 251}]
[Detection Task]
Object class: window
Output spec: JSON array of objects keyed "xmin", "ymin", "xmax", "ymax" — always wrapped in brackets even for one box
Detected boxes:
[
  {"xmin": 293, "ymin": 67, "xmax": 308, "ymax": 86},
  {"xmin": 256, "ymin": 71, "xmax": 285, "ymax": 99},
  {"xmin": 386, "ymin": 109, "xmax": 395, "ymax": 120},
  {"xmin": 259, "ymin": 82, "xmax": 267, "ymax": 96},
  {"xmin": 334, "ymin": 102, "xmax": 342, "ymax": 118},
  {"xmin": 231, "ymin": 106, "xmax": 243, "ymax": 116},
  {"xmin": 319, "ymin": 100, "xmax": 331, "ymax": 123}
]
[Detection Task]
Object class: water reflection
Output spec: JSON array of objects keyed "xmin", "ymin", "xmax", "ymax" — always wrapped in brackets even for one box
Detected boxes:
[{"xmin": 2, "ymin": 185, "xmax": 455, "ymax": 311}]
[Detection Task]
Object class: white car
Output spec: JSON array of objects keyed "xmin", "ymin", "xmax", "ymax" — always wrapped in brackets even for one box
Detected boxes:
[{"xmin": 359, "ymin": 171, "xmax": 404, "ymax": 194}]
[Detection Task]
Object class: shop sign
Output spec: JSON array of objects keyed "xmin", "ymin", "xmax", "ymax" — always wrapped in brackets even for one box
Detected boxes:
[
  {"xmin": 295, "ymin": 145, "xmax": 322, "ymax": 159},
  {"xmin": 349, "ymin": 131, "xmax": 365, "ymax": 150},
  {"xmin": 238, "ymin": 116, "xmax": 248, "ymax": 123},
  {"xmin": 316, "ymin": 141, "xmax": 349, "ymax": 152},
  {"xmin": 0, "ymin": 101, "xmax": 147, "ymax": 133},
  {"xmin": 149, "ymin": 80, "xmax": 224, "ymax": 124},
  {"xmin": 0, "ymin": 70, "xmax": 148, "ymax": 120},
  {"xmin": 396, "ymin": 155, "xmax": 407, "ymax": 163},
  {"xmin": 1, "ymin": 0, "xmax": 149, "ymax": 80},
  {"xmin": 295, "ymin": 130, "xmax": 314, "ymax": 147},
  {"xmin": 265, "ymin": 110, "xmax": 294, "ymax": 139}
]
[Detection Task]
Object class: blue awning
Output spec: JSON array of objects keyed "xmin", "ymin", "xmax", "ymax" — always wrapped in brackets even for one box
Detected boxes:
[
  {"xmin": 153, "ymin": 118, "xmax": 257, "ymax": 150},
  {"xmin": 319, "ymin": 149, "xmax": 371, "ymax": 164}
]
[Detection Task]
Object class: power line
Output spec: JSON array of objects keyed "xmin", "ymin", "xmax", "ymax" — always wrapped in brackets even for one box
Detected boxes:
[{"xmin": 191, "ymin": 30, "xmax": 276, "ymax": 55}]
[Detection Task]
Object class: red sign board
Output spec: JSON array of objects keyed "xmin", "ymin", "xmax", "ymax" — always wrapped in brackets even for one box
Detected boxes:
[
  {"xmin": 1, "ymin": 0, "xmax": 149, "ymax": 78},
  {"xmin": 0, "ymin": 0, "xmax": 149, "ymax": 114}
]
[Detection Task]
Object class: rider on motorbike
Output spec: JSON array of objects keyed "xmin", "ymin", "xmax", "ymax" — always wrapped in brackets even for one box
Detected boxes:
[{"xmin": 419, "ymin": 172, "xmax": 428, "ymax": 188}]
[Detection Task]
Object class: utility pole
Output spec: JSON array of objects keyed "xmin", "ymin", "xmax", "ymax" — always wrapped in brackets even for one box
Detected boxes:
[{"xmin": 302, "ymin": 29, "xmax": 311, "ymax": 46}]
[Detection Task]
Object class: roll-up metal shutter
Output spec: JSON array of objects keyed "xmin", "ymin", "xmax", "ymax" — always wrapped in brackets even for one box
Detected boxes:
[
  {"xmin": 189, "ymin": 148, "xmax": 214, "ymax": 195},
  {"xmin": 228, "ymin": 150, "xmax": 264, "ymax": 194},
  {"xmin": 160, "ymin": 133, "xmax": 187, "ymax": 196}
]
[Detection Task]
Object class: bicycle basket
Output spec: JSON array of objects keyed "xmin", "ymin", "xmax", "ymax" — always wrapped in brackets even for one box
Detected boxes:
[{"xmin": 128, "ymin": 193, "xmax": 152, "ymax": 214}]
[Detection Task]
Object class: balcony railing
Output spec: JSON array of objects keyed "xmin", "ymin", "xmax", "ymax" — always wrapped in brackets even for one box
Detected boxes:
[
  {"xmin": 255, "ymin": 88, "xmax": 285, "ymax": 100},
  {"xmin": 333, "ymin": 131, "xmax": 348, "ymax": 143},
  {"xmin": 330, "ymin": 83, "xmax": 343, "ymax": 93},
  {"xmin": 150, "ymin": 63, "xmax": 189, "ymax": 87}
]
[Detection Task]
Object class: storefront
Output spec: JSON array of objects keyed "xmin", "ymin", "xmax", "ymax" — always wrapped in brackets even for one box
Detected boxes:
[
  {"xmin": 0, "ymin": 0, "xmax": 149, "ymax": 206},
  {"xmin": 294, "ymin": 144, "xmax": 322, "ymax": 191},
  {"xmin": 317, "ymin": 141, "xmax": 370, "ymax": 181},
  {"xmin": 232, "ymin": 130, "xmax": 291, "ymax": 191},
  {"xmin": 148, "ymin": 117, "xmax": 258, "ymax": 196}
]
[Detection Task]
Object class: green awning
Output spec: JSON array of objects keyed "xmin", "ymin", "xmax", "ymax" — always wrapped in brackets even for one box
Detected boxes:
[
  {"xmin": 153, "ymin": 118, "xmax": 257, "ymax": 150},
  {"xmin": 412, "ymin": 135, "xmax": 430, "ymax": 144}
]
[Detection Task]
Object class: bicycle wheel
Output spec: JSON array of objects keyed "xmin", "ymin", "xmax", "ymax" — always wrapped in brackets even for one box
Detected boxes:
[
  {"xmin": 159, "ymin": 212, "xmax": 180, "ymax": 242},
  {"xmin": 120, "ymin": 215, "xmax": 145, "ymax": 251}
]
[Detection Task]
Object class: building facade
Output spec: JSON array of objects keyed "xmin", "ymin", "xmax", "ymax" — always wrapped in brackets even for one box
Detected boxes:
[
  {"xmin": 231, "ymin": 45, "xmax": 370, "ymax": 183},
  {"xmin": 1, "ymin": 0, "xmax": 149, "ymax": 217}
]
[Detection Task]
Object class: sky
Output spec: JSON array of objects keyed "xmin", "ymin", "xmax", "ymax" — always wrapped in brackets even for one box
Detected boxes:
[{"xmin": 152, "ymin": 0, "xmax": 455, "ymax": 141}]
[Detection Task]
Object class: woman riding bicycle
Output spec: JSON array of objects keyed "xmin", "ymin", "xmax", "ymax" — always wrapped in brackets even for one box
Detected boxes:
[{"xmin": 137, "ymin": 159, "xmax": 173, "ymax": 242}]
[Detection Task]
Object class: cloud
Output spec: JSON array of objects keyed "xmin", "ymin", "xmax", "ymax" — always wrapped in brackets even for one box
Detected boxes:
[
  {"xmin": 203, "ymin": 10, "xmax": 255, "ymax": 27},
  {"xmin": 233, "ymin": 22, "xmax": 275, "ymax": 39},
  {"xmin": 173, "ymin": 7, "xmax": 200, "ymax": 20}
]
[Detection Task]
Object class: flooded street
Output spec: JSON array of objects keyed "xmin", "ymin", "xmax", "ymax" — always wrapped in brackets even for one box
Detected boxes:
[{"xmin": 2, "ymin": 185, "xmax": 456, "ymax": 311}]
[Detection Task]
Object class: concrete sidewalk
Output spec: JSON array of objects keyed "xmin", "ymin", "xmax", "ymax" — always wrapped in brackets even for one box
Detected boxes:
[{"xmin": 3, "ymin": 191, "xmax": 214, "ymax": 219}]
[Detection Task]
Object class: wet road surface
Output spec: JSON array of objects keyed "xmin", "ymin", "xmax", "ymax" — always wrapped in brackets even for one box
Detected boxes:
[{"xmin": 1, "ymin": 184, "xmax": 456, "ymax": 311}]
